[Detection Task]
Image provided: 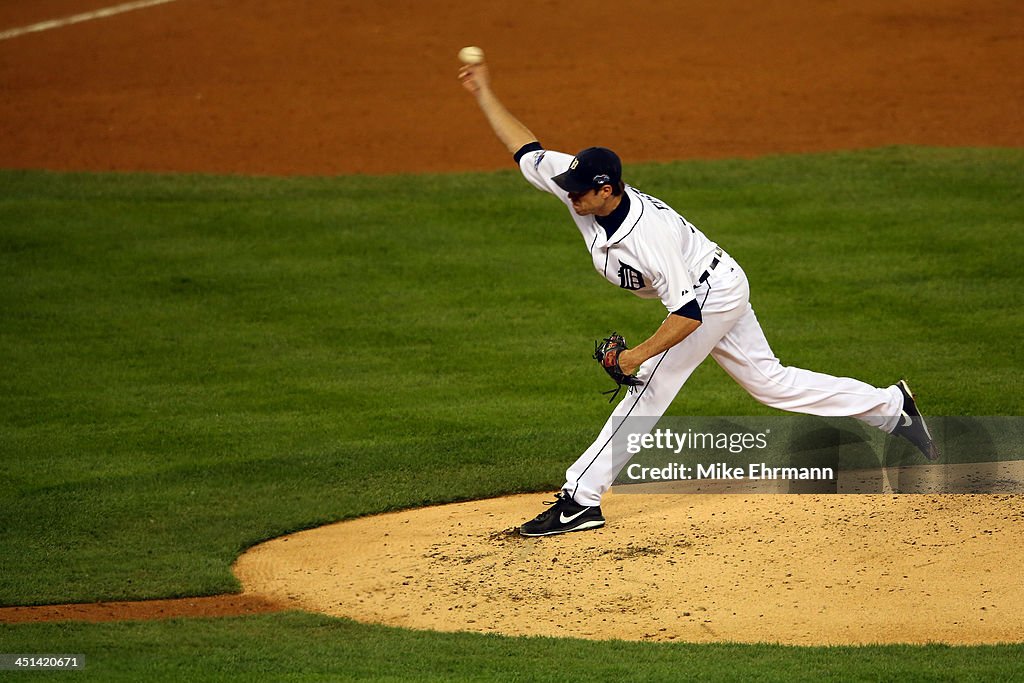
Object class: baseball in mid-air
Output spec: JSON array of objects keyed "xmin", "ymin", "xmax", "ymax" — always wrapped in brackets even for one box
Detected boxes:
[{"xmin": 458, "ymin": 46, "xmax": 485, "ymax": 65}]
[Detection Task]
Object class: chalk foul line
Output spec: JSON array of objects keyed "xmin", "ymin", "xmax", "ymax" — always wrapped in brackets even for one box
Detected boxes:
[{"xmin": 0, "ymin": 0, "xmax": 180, "ymax": 42}]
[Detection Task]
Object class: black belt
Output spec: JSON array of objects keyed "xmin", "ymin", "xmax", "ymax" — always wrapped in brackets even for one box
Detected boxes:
[{"xmin": 697, "ymin": 248, "xmax": 724, "ymax": 285}]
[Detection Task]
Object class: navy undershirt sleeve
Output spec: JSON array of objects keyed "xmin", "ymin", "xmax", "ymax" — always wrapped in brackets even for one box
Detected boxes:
[
  {"xmin": 513, "ymin": 141, "xmax": 543, "ymax": 164},
  {"xmin": 672, "ymin": 299, "xmax": 703, "ymax": 322}
]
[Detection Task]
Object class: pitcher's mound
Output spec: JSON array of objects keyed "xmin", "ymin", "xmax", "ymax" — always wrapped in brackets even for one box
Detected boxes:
[{"xmin": 236, "ymin": 485, "xmax": 1024, "ymax": 645}]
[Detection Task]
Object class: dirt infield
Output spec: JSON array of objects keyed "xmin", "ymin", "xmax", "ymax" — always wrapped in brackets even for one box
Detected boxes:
[
  {"xmin": 0, "ymin": 595, "xmax": 284, "ymax": 624},
  {"xmin": 1, "ymin": 0, "xmax": 1022, "ymax": 639},
  {"xmin": 0, "ymin": 0, "xmax": 1021, "ymax": 175}
]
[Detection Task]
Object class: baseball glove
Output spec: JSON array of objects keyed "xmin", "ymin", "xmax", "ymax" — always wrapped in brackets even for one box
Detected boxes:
[{"xmin": 594, "ymin": 332, "xmax": 644, "ymax": 402}]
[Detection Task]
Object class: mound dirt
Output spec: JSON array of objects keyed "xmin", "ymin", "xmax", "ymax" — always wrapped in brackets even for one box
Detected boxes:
[{"xmin": 235, "ymin": 486, "xmax": 1024, "ymax": 646}]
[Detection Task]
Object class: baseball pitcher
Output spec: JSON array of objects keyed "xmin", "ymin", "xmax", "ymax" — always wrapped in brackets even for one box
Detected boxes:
[{"xmin": 458, "ymin": 58, "xmax": 939, "ymax": 537}]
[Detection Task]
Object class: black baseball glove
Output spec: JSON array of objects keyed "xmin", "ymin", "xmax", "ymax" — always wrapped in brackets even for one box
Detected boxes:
[{"xmin": 594, "ymin": 332, "xmax": 644, "ymax": 402}]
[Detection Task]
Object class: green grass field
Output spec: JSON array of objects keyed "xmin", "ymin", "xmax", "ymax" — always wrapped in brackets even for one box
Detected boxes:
[
  {"xmin": 1, "ymin": 147, "xmax": 1022, "ymax": 679},
  {"xmin": 2, "ymin": 614, "xmax": 1023, "ymax": 682}
]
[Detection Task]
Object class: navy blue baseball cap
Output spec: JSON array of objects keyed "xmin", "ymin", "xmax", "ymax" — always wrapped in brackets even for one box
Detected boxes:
[{"xmin": 552, "ymin": 147, "xmax": 622, "ymax": 193}]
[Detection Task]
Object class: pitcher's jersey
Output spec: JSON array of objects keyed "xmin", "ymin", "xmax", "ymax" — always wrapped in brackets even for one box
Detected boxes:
[{"xmin": 517, "ymin": 146, "xmax": 720, "ymax": 314}]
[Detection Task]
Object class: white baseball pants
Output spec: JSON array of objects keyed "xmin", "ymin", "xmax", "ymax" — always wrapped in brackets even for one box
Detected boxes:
[{"xmin": 565, "ymin": 253, "xmax": 904, "ymax": 506}]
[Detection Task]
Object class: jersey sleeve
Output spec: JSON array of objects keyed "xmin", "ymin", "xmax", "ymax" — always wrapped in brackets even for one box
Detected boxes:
[
  {"xmin": 516, "ymin": 145, "xmax": 576, "ymax": 199},
  {"xmin": 641, "ymin": 228, "xmax": 700, "ymax": 314}
]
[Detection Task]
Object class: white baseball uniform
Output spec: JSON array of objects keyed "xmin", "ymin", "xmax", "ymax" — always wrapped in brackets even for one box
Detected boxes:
[{"xmin": 516, "ymin": 145, "xmax": 905, "ymax": 506}]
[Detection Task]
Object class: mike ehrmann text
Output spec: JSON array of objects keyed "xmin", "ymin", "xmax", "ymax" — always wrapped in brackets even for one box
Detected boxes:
[{"xmin": 626, "ymin": 462, "xmax": 835, "ymax": 481}]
